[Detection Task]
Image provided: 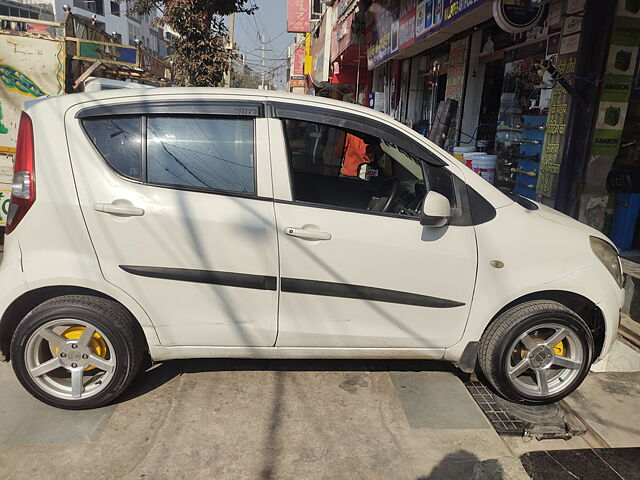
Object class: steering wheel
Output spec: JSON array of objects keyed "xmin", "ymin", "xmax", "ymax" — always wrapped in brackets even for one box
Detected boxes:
[{"xmin": 368, "ymin": 178, "xmax": 401, "ymax": 213}]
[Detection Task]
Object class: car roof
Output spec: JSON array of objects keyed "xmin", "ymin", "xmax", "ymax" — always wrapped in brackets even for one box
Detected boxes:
[{"xmin": 29, "ymin": 87, "xmax": 392, "ymax": 124}]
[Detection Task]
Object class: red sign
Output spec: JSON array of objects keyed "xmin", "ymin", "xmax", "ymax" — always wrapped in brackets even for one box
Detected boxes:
[
  {"xmin": 398, "ymin": 1, "xmax": 416, "ymax": 50},
  {"xmin": 333, "ymin": 12, "xmax": 354, "ymax": 61},
  {"xmin": 293, "ymin": 45, "xmax": 306, "ymax": 76},
  {"xmin": 287, "ymin": 0, "xmax": 311, "ymax": 33}
]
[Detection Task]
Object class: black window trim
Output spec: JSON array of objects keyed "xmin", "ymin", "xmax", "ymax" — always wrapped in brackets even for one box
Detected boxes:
[
  {"xmin": 75, "ymin": 100, "xmax": 265, "ymax": 119},
  {"xmin": 270, "ymin": 101, "xmax": 445, "ymax": 167},
  {"xmin": 140, "ymin": 115, "xmax": 147, "ymax": 182},
  {"xmin": 274, "ymin": 198, "xmax": 422, "ymax": 222},
  {"xmin": 81, "ymin": 109, "xmax": 261, "ymax": 198}
]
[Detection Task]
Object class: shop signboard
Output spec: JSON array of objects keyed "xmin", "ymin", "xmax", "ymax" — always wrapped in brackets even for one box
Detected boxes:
[
  {"xmin": 304, "ymin": 33, "xmax": 312, "ymax": 75},
  {"xmin": 367, "ymin": 0, "xmax": 486, "ymax": 70},
  {"xmin": 333, "ymin": 12, "xmax": 360, "ymax": 61},
  {"xmin": 415, "ymin": 1, "xmax": 430, "ymax": 38},
  {"xmin": 590, "ymin": 3, "xmax": 640, "ymax": 157},
  {"xmin": 287, "ymin": 0, "xmax": 311, "ymax": 33},
  {"xmin": 311, "ymin": 12, "xmax": 329, "ymax": 83},
  {"xmin": 536, "ymin": 53, "xmax": 576, "ymax": 199},
  {"xmin": 0, "ymin": 191, "xmax": 10, "ymax": 225},
  {"xmin": 293, "ymin": 45, "xmax": 306, "ymax": 76},
  {"xmin": 366, "ymin": 1, "xmax": 401, "ymax": 70},
  {"xmin": 398, "ymin": 5, "xmax": 416, "ymax": 50},
  {"xmin": 444, "ymin": 36, "xmax": 469, "ymax": 143},
  {"xmin": 492, "ymin": 0, "xmax": 544, "ymax": 33}
]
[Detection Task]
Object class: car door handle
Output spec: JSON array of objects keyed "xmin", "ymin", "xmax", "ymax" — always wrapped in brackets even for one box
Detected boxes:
[
  {"xmin": 284, "ymin": 227, "xmax": 331, "ymax": 241},
  {"xmin": 94, "ymin": 202, "xmax": 145, "ymax": 216}
]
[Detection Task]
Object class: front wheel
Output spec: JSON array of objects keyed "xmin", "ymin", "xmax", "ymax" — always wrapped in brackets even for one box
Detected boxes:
[
  {"xmin": 10, "ymin": 295, "xmax": 144, "ymax": 409},
  {"xmin": 479, "ymin": 301, "xmax": 594, "ymax": 404}
]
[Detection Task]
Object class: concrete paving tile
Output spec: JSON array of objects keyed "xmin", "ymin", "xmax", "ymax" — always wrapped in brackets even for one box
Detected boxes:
[
  {"xmin": 389, "ymin": 371, "xmax": 491, "ymax": 430},
  {"xmin": 0, "ymin": 379, "xmax": 115, "ymax": 444},
  {"xmin": 0, "ymin": 361, "xmax": 183, "ymax": 480},
  {"xmin": 564, "ymin": 372, "xmax": 640, "ymax": 448}
]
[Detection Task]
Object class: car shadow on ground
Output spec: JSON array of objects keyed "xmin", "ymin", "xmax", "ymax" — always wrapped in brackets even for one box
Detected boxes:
[{"xmin": 116, "ymin": 357, "xmax": 470, "ymax": 405}]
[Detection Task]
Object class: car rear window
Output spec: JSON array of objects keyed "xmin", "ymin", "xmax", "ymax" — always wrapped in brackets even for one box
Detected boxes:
[
  {"xmin": 146, "ymin": 116, "xmax": 255, "ymax": 194},
  {"xmin": 83, "ymin": 116, "xmax": 142, "ymax": 180}
]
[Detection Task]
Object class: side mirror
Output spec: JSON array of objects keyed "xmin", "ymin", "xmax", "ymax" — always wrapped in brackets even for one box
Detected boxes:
[
  {"xmin": 420, "ymin": 191, "xmax": 451, "ymax": 227},
  {"xmin": 357, "ymin": 162, "xmax": 379, "ymax": 181}
]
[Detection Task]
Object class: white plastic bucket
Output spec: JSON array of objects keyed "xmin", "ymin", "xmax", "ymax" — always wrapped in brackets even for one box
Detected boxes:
[
  {"xmin": 462, "ymin": 151, "xmax": 484, "ymax": 169},
  {"xmin": 472, "ymin": 155, "xmax": 498, "ymax": 184},
  {"xmin": 453, "ymin": 146, "xmax": 476, "ymax": 162}
]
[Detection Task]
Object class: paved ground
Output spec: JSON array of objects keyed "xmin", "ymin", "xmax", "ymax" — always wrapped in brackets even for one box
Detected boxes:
[{"xmin": 0, "ymin": 359, "xmax": 638, "ymax": 480}]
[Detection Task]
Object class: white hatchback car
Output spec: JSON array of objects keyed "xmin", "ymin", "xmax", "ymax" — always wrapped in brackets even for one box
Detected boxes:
[{"xmin": 0, "ymin": 88, "xmax": 624, "ymax": 409}]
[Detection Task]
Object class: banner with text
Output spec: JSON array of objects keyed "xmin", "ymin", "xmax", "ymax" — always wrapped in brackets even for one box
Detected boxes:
[
  {"xmin": 367, "ymin": 0, "xmax": 485, "ymax": 70},
  {"xmin": 288, "ymin": 0, "xmax": 311, "ymax": 33}
]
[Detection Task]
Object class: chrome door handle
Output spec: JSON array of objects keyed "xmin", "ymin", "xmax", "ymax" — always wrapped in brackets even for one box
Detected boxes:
[
  {"xmin": 94, "ymin": 202, "xmax": 145, "ymax": 216},
  {"xmin": 285, "ymin": 227, "xmax": 331, "ymax": 241}
]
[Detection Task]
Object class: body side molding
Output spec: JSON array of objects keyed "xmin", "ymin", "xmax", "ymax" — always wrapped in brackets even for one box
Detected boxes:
[
  {"xmin": 119, "ymin": 265, "xmax": 277, "ymax": 291},
  {"xmin": 281, "ymin": 277, "xmax": 465, "ymax": 308},
  {"xmin": 120, "ymin": 266, "xmax": 465, "ymax": 308}
]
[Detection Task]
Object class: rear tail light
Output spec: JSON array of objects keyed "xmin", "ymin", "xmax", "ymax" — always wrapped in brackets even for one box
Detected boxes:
[{"xmin": 6, "ymin": 112, "xmax": 35, "ymax": 234}]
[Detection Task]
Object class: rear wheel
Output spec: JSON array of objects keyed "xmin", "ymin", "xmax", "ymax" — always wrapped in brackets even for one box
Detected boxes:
[
  {"xmin": 479, "ymin": 301, "xmax": 593, "ymax": 404},
  {"xmin": 10, "ymin": 295, "xmax": 144, "ymax": 409}
]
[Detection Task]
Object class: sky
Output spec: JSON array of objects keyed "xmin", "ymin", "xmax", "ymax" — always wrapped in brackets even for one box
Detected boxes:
[{"xmin": 232, "ymin": 1, "xmax": 296, "ymax": 90}]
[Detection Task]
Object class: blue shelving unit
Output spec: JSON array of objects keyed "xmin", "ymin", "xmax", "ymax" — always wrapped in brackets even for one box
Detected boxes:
[{"xmin": 513, "ymin": 115, "xmax": 546, "ymax": 200}]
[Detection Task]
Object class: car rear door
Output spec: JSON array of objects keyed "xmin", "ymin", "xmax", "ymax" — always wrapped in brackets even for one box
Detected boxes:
[
  {"xmin": 65, "ymin": 96, "xmax": 279, "ymax": 347},
  {"xmin": 268, "ymin": 101, "xmax": 478, "ymax": 349}
]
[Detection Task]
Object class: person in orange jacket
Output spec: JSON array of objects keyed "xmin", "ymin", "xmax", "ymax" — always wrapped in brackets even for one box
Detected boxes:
[{"xmin": 339, "ymin": 133, "xmax": 379, "ymax": 177}]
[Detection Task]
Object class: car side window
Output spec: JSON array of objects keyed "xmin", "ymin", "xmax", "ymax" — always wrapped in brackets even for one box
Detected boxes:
[
  {"xmin": 83, "ymin": 114, "xmax": 256, "ymax": 195},
  {"xmin": 283, "ymin": 118, "xmax": 427, "ymax": 218},
  {"xmin": 147, "ymin": 116, "xmax": 255, "ymax": 194},
  {"xmin": 83, "ymin": 116, "xmax": 142, "ymax": 180}
]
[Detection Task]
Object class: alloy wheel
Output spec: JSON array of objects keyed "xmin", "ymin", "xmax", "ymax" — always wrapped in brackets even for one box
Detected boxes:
[
  {"xmin": 23, "ymin": 318, "xmax": 116, "ymax": 400},
  {"xmin": 505, "ymin": 322, "xmax": 584, "ymax": 398}
]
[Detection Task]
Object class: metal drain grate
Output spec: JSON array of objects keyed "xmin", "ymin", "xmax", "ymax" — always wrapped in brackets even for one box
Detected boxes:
[
  {"xmin": 465, "ymin": 381, "xmax": 528, "ymax": 435},
  {"xmin": 465, "ymin": 380, "xmax": 587, "ymax": 439}
]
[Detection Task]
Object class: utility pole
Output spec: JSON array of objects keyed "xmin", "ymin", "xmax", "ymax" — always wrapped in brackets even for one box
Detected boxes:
[
  {"xmin": 260, "ymin": 33, "xmax": 265, "ymax": 90},
  {"xmin": 224, "ymin": 13, "xmax": 235, "ymax": 87}
]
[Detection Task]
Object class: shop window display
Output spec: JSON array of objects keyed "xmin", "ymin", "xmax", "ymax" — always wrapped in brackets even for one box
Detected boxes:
[{"xmin": 605, "ymin": 57, "xmax": 640, "ymax": 254}]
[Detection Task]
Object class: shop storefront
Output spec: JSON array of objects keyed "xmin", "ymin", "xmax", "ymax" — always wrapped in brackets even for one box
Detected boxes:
[
  {"xmin": 366, "ymin": 0, "xmax": 492, "ymax": 123},
  {"xmin": 329, "ymin": 0, "xmax": 371, "ymax": 104},
  {"xmin": 583, "ymin": 2, "xmax": 640, "ymax": 254},
  {"xmin": 363, "ymin": 0, "xmax": 640, "ymax": 255}
]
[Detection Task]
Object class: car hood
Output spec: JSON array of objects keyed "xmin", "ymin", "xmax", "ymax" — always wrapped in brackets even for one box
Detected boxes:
[{"xmin": 533, "ymin": 201, "xmax": 613, "ymax": 246}]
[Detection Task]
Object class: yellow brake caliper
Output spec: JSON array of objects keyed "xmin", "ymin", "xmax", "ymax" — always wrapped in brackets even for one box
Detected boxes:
[
  {"xmin": 553, "ymin": 341, "xmax": 564, "ymax": 356},
  {"xmin": 520, "ymin": 339, "xmax": 565, "ymax": 358},
  {"xmin": 55, "ymin": 326, "xmax": 108, "ymax": 371}
]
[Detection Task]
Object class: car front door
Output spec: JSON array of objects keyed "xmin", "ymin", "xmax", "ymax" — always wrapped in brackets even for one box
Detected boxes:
[
  {"xmin": 269, "ymin": 102, "xmax": 478, "ymax": 349},
  {"xmin": 66, "ymin": 97, "xmax": 279, "ymax": 347}
]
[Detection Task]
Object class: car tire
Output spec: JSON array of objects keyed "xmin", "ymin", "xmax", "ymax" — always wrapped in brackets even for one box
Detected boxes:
[
  {"xmin": 479, "ymin": 300, "xmax": 594, "ymax": 405},
  {"xmin": 10, "ymin": 295, "xmax": 144, "ymax": 409}
]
